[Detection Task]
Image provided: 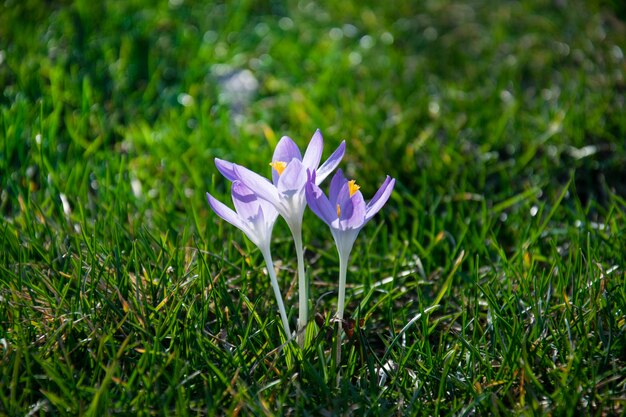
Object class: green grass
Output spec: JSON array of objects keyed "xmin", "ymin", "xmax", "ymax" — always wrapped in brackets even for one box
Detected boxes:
[{"xmin": 1, "ymin": 0, "xmax": 625, "ymax": 415}]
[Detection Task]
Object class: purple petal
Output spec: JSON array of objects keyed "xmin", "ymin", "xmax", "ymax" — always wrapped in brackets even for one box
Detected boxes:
[
  {"xmin": 215, "ymin": 158, "xmax": 239, "ymax": 182},
  {"xmin": 302, "ymin": 129, "xmax": 323, "ymax": 171},
  {"xmin": 233, "ymin": 164, "xmax": 281, "ymax": 206},
  {"xmin": 306, "ymin": 168, "xmax": 317, "ymax": 185},
  {"xmin": 255, "ymin": 196, "xmax": 279, "ymax": 224},
  {"xmin": 277, "ymin": 159, "xmax": 307, "ymax": 196},
  {"xmin": 342, "ymin": 191, "xmax": 366, "ymax": 230},
  {"xmin": 315, "ymin": 141, "xmax": 346, "ymax": 185},
  {"xmin": 365, "ymin": 177, "xmax": 396, "ymax": 221},
  {"xmin": 272, "ymin": 136, "xmax": 302, "ymax": 184},
  {"xmin": 335, "ymin": 182, "xmax": 355, "ymax": 221},
  {"xmin": 328, "ymin": 169, "xmax": 347, "ymax": 206},
  {"xmin": 331, "ymin": 178, "xmax": 358, "ymax": 210},
  {"xmin": 305, "ymin": 181, "xmax": 337, "ymax": 226},
  {"xmin": 206, "ymin": 192, "xmax": 248, "ymax": 233},
  {"xmin": 231, "ymin": 181, "xmax": 262, "ymax": 223},
  {"xmin": 242, "ymin": 184, "xmax": 278, "ymax": 225}
]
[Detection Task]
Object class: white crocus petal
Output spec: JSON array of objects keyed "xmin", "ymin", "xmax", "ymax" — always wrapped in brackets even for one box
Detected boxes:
[
  {"xmin": 315, "ymin": 141, "xmax": 346, "ymax": 185},
  {"xmin": 302, "ymin": 129, "xmax": 324, "ymax": 171},
  {"xmin": 206, "ymin": 192, "xmax": 257, "ymax": 244},
  {"xmin": 233, "ymin": 164, "xmax": 281, "ymax": 206}
]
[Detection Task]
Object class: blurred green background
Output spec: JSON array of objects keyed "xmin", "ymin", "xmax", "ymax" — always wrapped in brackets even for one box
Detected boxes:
[{"xmin": 2, "ymin": 0, "xmax": 624, "ymax": 227}]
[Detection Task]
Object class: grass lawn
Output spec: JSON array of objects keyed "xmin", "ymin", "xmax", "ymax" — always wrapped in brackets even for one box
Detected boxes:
[{"xmin": 1, "ymin": 0, "xmax": 625, "ymax": 415}]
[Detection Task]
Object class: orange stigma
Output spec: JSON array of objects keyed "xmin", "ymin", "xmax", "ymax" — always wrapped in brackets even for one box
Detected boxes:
[
  {"xmin": 336, "ymin": 204, "xmax": 341, "ymax": 218},
  {"xmin": 269, "ymin": 161, "xmax": 287, "ymax": 175},
  {"xmin": 348, "ymin": 180, "xmax": 360, "ymax": 197}
]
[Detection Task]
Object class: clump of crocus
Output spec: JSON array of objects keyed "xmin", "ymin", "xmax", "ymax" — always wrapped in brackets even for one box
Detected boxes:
[
  {"xmin": 215, "ymin": 130, "xmax": 345, "ymax": 346},
  {"xmin": 206, "ymin": 181, "xmax": 292, "ymax": 338},
  {"xmin": 305, "ymin": 169, "xmax": 395, "ymax": 362}
]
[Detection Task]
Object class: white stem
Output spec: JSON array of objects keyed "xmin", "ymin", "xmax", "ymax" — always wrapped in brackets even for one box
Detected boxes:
[
  {"xmin": 291, "ymin": 226, "xmax": 307, "ymax": 347},
  {"xmin": 335, "ymin": 248, "xmax": 350, "ymax": 371},
  {"xmin": 261, "ymin": 247, "xmax": 292, "ymax": 339},
  {"xmin": 336, "ymin": 249, "xmax": 349, "ymax": 323}
]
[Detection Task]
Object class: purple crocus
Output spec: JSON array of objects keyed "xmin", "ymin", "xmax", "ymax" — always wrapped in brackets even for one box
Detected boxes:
[
  {"xmin": 305, "ymin": 169, "xmax": 395, "ymax": 324},
  {"xmin": 215, "ymin": 130, "xmax": 346, "ymax": 232},
  {"xmin": 215, "ymin": 130, "xmax": 346, "ymax": 345},
  {"xmin": 206, "ymin": 181, "xmax": 292, "ymax": 338}
]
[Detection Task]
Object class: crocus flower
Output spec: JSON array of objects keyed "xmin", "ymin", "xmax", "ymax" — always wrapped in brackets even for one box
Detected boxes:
[
  {"xmin": 215, "ymin": 130, "xmax": 346, "ymax": 346},
  {"xmin": 206, "ymin": 181, "xmax": 292, "ymax": 338},
  {"xmin": 305, "ymin": 169, "xmax": 395, "ymax": 324},
  {"xmin": 215, "ymin": 130, "xmax": 346, "ymax": 232}
]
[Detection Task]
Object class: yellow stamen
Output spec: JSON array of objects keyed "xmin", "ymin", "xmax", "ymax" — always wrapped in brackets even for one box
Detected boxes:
[
  {"xmin": 348, "ymin": 180, "xmax": 360, "ymax": 197},
  {"xmin": 269, "ymin": 161, "xmax": 287, "ymax": 175},
  {"xmin": 336, "ymin": 204, "xmax": 341, "ymax": 218}
]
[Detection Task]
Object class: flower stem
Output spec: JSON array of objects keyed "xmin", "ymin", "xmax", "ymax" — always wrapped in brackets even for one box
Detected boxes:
[
  {"xmin": 336, "ymin": 250, "xmax": 349, "ymax": 323},
  {"xmin": 335, "ymin": 248, "xmax": 349, "ymax": 373},
  {"xmin": 261, "ymin": 247, "xmax": 292, "ymax": 339},
  {"xmin": 292, "ymin": 227, "xmax": 307, "ymax": 347}
]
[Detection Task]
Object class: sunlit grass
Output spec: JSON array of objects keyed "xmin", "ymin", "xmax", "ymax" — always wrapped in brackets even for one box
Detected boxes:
[{"xmin": 1, "ymin": 1, "xmax": 625, "ymax": 415}]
